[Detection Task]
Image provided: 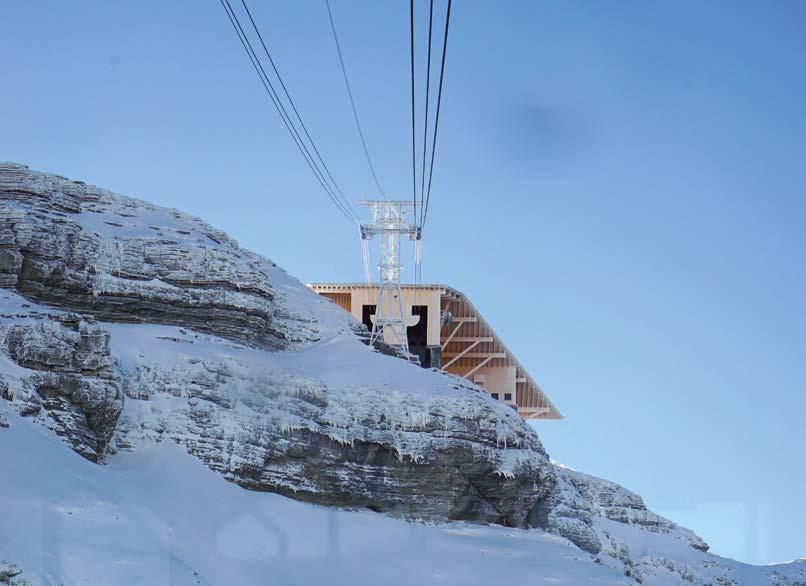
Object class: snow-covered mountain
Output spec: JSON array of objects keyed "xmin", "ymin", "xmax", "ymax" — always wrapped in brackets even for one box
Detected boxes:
[{"xmin": 1, "ymin": 163, "xmax": 803, "ymax": 585}]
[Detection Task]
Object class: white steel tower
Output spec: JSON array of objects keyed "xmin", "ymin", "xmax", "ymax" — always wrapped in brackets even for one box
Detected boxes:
[{"xmin": 360, "ymin": 200, "xmax": 421, "ymax": 354}]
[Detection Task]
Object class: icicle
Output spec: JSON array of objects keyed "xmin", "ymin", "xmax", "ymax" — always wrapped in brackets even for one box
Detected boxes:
[
  {"xmin": 361, "ymin": 235, "xmax": 373, "ymax": 305},
  {"xmin": 414, "ymin": 239, "xmax": 422, "ymax": 304}
]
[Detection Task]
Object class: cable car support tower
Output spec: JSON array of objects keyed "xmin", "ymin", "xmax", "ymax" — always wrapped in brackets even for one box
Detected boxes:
[{"xmin": 360, "ymin": 200, "xmax": 421, "ymax": 356}]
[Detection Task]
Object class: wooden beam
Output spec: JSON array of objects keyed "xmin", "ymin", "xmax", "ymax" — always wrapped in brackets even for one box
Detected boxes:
[
  {"xmin": 450, "ymin": 316, "xmax": 477, "ymax": 323},
  {"xmin": 515, "ymin": 377, "xmax": 527, "ymax": 383},
  {"xmin": 442, "ymin": 352, "xmax": 507, "ymax": 359},
  {"xmin": 519, "ymin": 407, "xmax": 551, "ymax": 419},
  {"xmin": 441, "ymin": 340, "xmax": 481, "ymax": 369},
  {"xmin": 440, "ymin": 321, "xmax": 464, "ymax": 350},
  {"xmin": 463, "ymin": 356, "xmax": 493, "ymax": 379},
  {"xmin": 447, "ymin": 337, "xmax": 493, "ymax": 343}
]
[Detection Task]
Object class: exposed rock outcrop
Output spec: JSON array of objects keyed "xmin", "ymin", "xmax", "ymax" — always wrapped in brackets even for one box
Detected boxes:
[
  {"xmin": 0, "ymin": 562, "xmax": 29, "ymax": 586},
  {"xmin": 0, "ymin": 163, "xmax": 556, "ymax": 529},
  {"xmin": 554, "ymin": 463, "xmax": 709, "ymax": 552},
  {"xmin": 0, "ymin": 302, "xmax": 122, "ymax": 460},
  {"xmin": 0, "ymin": 163, "xmax": 317, "ymax": 350}
]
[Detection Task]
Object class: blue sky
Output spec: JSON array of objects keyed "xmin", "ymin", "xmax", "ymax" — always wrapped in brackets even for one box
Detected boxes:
[{"xmin": 2, "ymin": 0, "xmax": 804, "ymax": 565}]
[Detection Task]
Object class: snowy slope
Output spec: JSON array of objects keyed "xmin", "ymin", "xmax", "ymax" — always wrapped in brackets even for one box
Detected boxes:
[
  {"xmin": 0, "ymin": 405, "xmax": 630, "ymax": 586},
  {"xmin": 2, "ymin": 403, "xmax": 804, "ymax": 586}
]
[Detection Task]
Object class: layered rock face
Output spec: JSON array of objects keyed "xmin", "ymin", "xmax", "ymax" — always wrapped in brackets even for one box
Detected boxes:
[
  {"xmin": 0, "ymin": 163, "xmax": 555, "ymax": 529},
  {"xmin": 113, "ymin": 340, "xmax": 551, "ymax": 527},
  {"xmin": 0, "ymin": 311, "xmax": 121, "ymax": 460},
  {"xmin": 0, "ymin": 163, "xmax": 317, "ymax": 350},
  {"xmin": 0, "ymin": 286, "xmax": 553, "ymax": 527},
  {"xmin": 554, "ymin": 463, "xmax": 709, "ymax": 552}
]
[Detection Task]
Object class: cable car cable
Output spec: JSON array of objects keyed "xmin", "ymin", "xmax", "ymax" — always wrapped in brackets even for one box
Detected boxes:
[
  {"xmin": 409, "ymin": 0, "xmax": 417, "ymax": 224},
  {"xmin": 219, "ymin": 0, "xmax": 358, "ymax": 224},
  {"xmin": 421, "ymin": 0, "xmax": 451, "ymax": 230},
  {"xmin": 419, "ymin": 0, "xmax": 434, "ymax": 228},
  {"xmin": 239, "ymin": 0, "xmax": 356, "ymax": 219},
  {"xmin": 325, "ymin": 0, "xmax": 387, "ymax": 200}
]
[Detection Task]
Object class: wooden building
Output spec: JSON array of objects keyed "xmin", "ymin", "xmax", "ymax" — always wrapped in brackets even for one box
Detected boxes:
[{"xmin": 308, "ymin": 283, "xmax": 561, "ymax": 420}]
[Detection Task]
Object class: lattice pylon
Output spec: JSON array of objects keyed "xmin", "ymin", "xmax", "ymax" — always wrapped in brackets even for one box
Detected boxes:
[{"xmin": 359, "ymin": 200, "xmax": 420, "ymax": 354}]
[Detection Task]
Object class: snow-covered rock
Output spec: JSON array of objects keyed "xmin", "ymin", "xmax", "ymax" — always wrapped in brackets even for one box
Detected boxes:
[
  {"xmin": 0, "ymin": 162, "xmax": 319, "ymax": 349},
  {"xmin": 0, "ymin": 162, "xmax": 554, "ymax": 529},
  {"xmin": 552, "ymin": 462, "xmax": 709, "ymax": 552},
  {"xmin": 0, "ymin": 311, "xmax": 121, "ymax": 460},
  {"xmin": 1, "ymin": 163, "xmax": 804, "ymax": 585}
]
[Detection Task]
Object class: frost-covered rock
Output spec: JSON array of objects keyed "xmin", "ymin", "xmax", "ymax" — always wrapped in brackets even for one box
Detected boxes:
[
  {"xmin": 0, "ymin": 308, "xmax": 121, "ymax": 460},
  {"xmin": 553, "ymin": 462, "xmax": 709, "ymax": 552},
  {"xmin": 546, "ymin": 463, "xmax": 806, "ymax": 585},
  {"xmin": 0, "ymin": 162, "xmax": 318, "ymax": 349},
  {"xmin": 0, "ymin": 163, "xmax": 555, "ymax": 529},
  {"xmin": 0, "ymin": 562, "xmax": 29, "ymax": 586}
]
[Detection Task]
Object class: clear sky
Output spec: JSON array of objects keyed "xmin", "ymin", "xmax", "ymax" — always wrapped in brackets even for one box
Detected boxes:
[{"xmin": 2, "ymin": 0, "xmax": 804, "ymax": 565}]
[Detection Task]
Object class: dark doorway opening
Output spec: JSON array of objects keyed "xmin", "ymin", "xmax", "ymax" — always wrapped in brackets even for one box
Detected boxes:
[
  {"xmin": 362, "ymin": 304, "xmax": 376, "ymax": 333},
  {"xmin": 361, "ymin": 304, "xmax": 431, "ymax": 367},
  {"xmin": 408, "ymin": 305, "xmax": 429, "ymax": 367}
]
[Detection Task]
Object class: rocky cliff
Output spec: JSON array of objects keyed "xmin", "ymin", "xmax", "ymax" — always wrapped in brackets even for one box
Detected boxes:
[
  {"xmin": 0, "ymin": 162, "xmax": 555, "ymax": 529},
  {"xmin": 1, "ymin": 163, "xmax": 803, "ymax": 586}
]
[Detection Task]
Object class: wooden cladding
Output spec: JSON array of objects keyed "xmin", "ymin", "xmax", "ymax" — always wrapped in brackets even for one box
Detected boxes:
[
  {"xmin": 439, "ymin": 287, "xmax": 561, "ymax": 420},
  {"xmin": 308, "ymin": 283, "xmax": 562, "ymax": 420}
]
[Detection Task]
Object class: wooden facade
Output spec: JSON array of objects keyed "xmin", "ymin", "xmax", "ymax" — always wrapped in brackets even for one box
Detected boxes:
[{"xmin": 308, "ymin": 283, "xmax": 562, "ymax": 420}]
